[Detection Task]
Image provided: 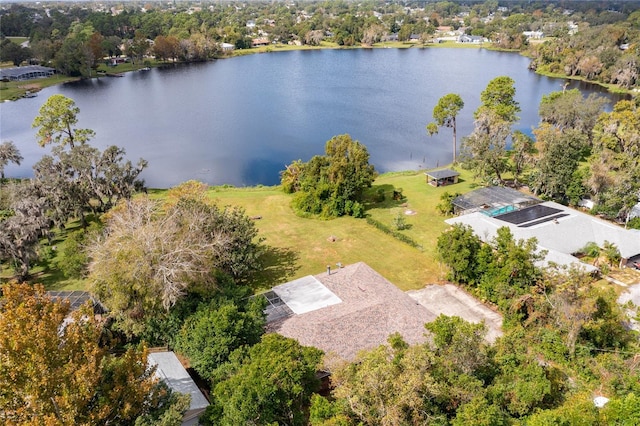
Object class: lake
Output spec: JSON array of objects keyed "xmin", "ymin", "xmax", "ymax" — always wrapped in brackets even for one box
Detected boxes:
[{"xmin": 0, "ymin": 48, "xmax": 623, "ymax": 188}]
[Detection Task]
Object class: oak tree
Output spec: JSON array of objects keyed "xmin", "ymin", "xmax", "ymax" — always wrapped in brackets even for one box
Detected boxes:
[
  {"xmin": 88, "ymin": 184, "xmax": 262, "ymax": 337},
  {"xmin": 0, "ymin": 141, "xmax": 23, "ymax": 179},
  {"xmin": 0, "ymin": 283, "xmax": 183, "ymax": 425},
  {"xmin": 205, "ymin": 334, "xmax": 322, "ymax": 426}
]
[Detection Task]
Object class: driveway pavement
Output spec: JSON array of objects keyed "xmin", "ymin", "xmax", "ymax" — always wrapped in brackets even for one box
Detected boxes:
[{"xmin": 407, "ymin": 284, "xmax": 503, "ymax": 342}]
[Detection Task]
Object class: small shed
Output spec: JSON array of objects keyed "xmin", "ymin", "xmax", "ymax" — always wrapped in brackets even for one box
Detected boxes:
[{"xmin": 425, "ymin": 169, "xmax": 460, "ymax": 187}]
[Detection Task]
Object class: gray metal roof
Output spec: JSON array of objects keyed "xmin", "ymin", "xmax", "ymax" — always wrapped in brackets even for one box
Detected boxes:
[
  {"xmin": 148, "ymin": 352, "xmax": 209, "ymax": 411},
  {"xmin": 0, "ymin": 65, "xmax": 54, "ymax": 79},
  {"xmin": 425, "ymin": 169, "xmax": 460, "ymax": 180},
  {"xmin": 46, "ymin": 291, "xmax": 107, "ymax": 314}
]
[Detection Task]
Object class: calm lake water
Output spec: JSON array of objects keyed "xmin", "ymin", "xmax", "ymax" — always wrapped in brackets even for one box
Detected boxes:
[{"xmin": 0, "ymin": 48, "xmax": 622, "ymax": 188}]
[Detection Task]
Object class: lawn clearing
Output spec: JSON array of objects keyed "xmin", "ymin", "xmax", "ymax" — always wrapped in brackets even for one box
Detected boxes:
[
  {"xmin": 208, "ymin": 169, "xmax": 479, "ymax": 290},
  {"xmin": 208, "ymin": 185, "xmax": 437, "ymax": 291},
  {"xmin": 3, "ymin": 169, "xmax": 480, "ymax": 293}
]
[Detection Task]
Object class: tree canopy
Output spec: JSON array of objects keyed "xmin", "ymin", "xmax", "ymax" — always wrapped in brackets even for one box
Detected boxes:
[
  {"xmin": 282, "ymin": 134, "xmax": 376, "ymax": 218},
  {"xmin": 204, "ymin": 334, "xmax": 322, "ymax": 426},
  {"xmin": 461, "ymin": 76, "xmax": 520, "ymax": 184},
  {"xmin": 427, "ymin": 93, "xmax": 465, "ymax": 164},
  {"xmin": 0, "ymin": 283, "xmax": 186, "ymax": 425},
  {"xmin": 88, "ymin": 182, "xmax": 263, "ymax": 337}
]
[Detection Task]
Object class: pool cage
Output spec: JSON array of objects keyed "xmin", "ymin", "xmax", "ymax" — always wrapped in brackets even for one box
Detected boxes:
[{"xmin": 452, "ymin": 186, "xmax": 541, "ymax": 217}]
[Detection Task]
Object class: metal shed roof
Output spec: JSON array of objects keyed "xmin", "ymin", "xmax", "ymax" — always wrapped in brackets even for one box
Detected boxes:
[
  {"xmin": 0, "ymin": 65, "xmax": 54, "ymax": 80},
  {"xmin": 46, "ymin": 291, "xmax": 107, "ymax": 314},
  {"xmin": 425, "ymin": 169, "xmax": 460, "ymax": 179}
]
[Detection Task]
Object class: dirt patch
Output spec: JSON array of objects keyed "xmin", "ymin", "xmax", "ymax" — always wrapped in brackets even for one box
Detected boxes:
[
  {"xmin": 608, "ymin": 267, "xmax": 640, "ymax": 286},
  {"xmin": 407, "ymin": 283, "xmax": 503, "ymax": 342},
  {"xmin": 17, "ymin": 83, "xmax": 41, "ymax": 91}
]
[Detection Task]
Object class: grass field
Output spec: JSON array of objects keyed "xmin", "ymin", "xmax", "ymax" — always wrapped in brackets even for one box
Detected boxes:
[
  {"xmin": 193, "ymin": 167, "xmax": 479, "ymax": 291},
  {"xmin": 1, "ymin": 167, "xmax": 479, "ymax": 293}
]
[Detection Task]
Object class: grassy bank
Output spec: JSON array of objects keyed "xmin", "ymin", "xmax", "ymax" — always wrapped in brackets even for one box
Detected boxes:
[{"xmin": 0, "ymin": 73, "xmax": 81, "ymax": 102}]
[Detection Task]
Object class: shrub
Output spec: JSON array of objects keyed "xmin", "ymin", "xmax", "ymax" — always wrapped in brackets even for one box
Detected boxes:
[{"xmin": 393, "ymin": 211, "xmax": 408, "ymax": 230}]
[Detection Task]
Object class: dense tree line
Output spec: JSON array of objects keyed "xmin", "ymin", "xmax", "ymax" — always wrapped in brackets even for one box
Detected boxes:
[
  {"xmin": 0, "ymin": 95, "xmax": 146, "ymax": 280},
  {"xmin": 436, "ymin": 76, "xmax": 640, "ymax": 223},
  {"xmin": 4, "ymin": 0, "xmax": 640, "ymax": 90}
]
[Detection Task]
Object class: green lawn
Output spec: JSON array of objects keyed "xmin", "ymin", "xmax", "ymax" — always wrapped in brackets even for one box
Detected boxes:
[
  {"xmin": 2, "ymin": 168, "xmax": 480, "ymax": 292},
  {"xmin": 205, "ymin": 168, "xmax": 479, "ymax": 291},
  {"xmin": 0, "ymin": 74, "xmax": 81, "ymax": 102}
]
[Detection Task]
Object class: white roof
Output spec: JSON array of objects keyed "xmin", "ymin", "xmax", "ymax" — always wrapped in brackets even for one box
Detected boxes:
[
  {"xmin": 147, "ymin": 352, "xmax": 209, "ymax": 411},
  {"xmin": 272, "ymin": 275, "xmax": 342, "ymax": 314},
  {"xmin": 446, "ymin": 201, "xmax": 640, "ymax": 270}
]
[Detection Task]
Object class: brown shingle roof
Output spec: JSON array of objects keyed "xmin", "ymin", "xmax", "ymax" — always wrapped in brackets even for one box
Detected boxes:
[{"xmin": 267, "ymin": 262, "xmax": 436, "ymax": 360}]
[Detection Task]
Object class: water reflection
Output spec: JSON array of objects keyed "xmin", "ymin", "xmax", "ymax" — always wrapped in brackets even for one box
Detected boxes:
[{"xmin": 0, "ymin": 48, "xmax": 625, "ymax": 188}]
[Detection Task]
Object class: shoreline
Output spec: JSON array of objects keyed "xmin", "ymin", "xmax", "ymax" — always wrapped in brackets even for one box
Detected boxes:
[{"xmin": 2, "ymin": 41, "xmax": 632, "ymax": 103}]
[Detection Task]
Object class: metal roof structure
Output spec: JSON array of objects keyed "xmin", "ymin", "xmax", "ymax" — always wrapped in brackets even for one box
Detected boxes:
[
  {"xmin": 424, "ymin": 169, "xmax": 460, "ymax": 179},
  {"xmin": 452, "ymin": 186, "xmax": 540, "ymax": 212},
  {"xmin": 0, "ymin": 65, "xmax": 55, "ymax": 81},
  {"xmin": 46, "ymin": 291, "xmax": 107, "ymax": 314},
  {"xmin": 148, "ymin": 352, "xmax": 209, "ymax": 426}
]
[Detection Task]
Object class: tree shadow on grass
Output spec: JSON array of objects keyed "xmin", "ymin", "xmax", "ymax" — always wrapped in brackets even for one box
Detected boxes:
[
  {"xmin": 252, "ymin": 245, "xmax": 300, "ymax": 291},
  {"xmin": 363, "ymin": 184, "xmax": 408, "ymax": 209}
]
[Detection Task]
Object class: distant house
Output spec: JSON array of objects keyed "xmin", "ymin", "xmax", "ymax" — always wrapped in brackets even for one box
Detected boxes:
[
  {"xmin": 148, "ymin": 352, "xmax": 209, "ymax": 426},
  {"xmin": 458, "ymin": 34, "xmax": 485, "ymax": 43},
  {"xmin": 0, "ymin": 65, "xmax": 55, "ymax": 81},
  {"xmin": 252, "ymin": 37, "xmax": 270, "ymax": 47},
  {"xmin": 382, "ymin": 33, "xmax": 399, "ymax": 42},
  {"xmin": 425, "ymin": 169, "xmax": 460, "ymax": 187},
  {"xmin": 522, "ymin": 31, "xmax": 544, "ymax": 39},
  {"xmin": 220, "ymin": 42, "xmax": 235, "ymax": 52}
]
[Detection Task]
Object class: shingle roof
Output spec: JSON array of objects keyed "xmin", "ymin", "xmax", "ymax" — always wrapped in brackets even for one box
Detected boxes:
[{"xmin": 267, "ymin": 262, "xmax": 436, "ymax": 360}]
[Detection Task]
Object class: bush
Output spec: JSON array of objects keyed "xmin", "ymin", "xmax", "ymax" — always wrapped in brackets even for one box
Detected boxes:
[
  {"xmin": 53, "ymin": 229, "xmax": 90, "ymax": 279},
  {"xmin": 436, "ymin": 191, "xmax": 461, "ymax": 216},
  {"xmin": 366, "ymin": 217, "xmax": 422, "ymax": 250},
  {"xmin": 628, "ymin": 217, "xmax": 640, "ymax": 230},
  {"xmin": 393, "ymin": 211, "xmax": 408, "ymax": 230}
]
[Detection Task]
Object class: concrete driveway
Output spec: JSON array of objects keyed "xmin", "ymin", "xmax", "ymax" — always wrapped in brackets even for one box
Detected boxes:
[{"xmin": 407, "ymin": 284, "xmax": 503, "ymax": 342}]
